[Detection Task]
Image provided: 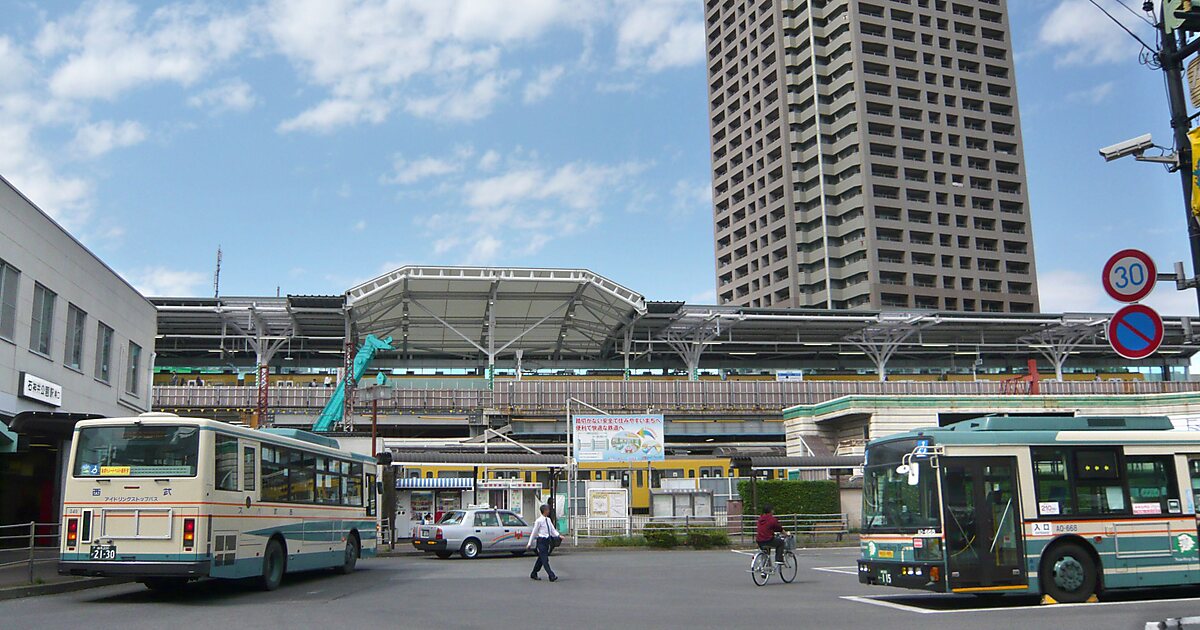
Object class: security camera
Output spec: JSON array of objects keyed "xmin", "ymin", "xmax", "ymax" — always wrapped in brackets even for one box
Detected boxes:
[{"xmin": 1099, "ymin": 133, "xmax": 1154, "ymax": 162}]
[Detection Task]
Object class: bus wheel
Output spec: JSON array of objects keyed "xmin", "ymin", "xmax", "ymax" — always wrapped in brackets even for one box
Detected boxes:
[
  {"xmin": 258, "ymin": 539, "xmax": 286, "ymax": 591},
  {"xmin": 1040, "ymin": 542, "xmax": 1097, "ymax": 604},
  {"xmin": 142, "ymin": 578, "xmax": 187, "ymax": 592},
  {"xmin": 335, "ymin": 534, "xmax": 360, "ymax": 574}
]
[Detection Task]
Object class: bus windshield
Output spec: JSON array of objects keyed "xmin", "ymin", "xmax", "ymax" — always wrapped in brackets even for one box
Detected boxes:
[
  {"xmin": 73, "ymin": 425, "xmax": 200, "ymax": 477},
  {"xmin": 862, "ymin": 440, "xmax": 941, "ymax": 532}
]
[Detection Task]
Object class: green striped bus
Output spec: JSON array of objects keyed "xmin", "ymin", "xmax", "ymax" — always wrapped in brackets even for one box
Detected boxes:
[{"xmin": 859, "ymin": 415, "xmax": 1200, "ymax": 602}]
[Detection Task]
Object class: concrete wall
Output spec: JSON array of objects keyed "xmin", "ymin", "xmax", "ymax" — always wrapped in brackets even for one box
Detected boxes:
[{"xmin": 0, "ymin": 175, "xmax": 157, "ymax": 421}]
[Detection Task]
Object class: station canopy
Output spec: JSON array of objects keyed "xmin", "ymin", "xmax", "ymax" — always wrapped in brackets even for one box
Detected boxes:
[{"xmin": 346, "ymin": 266, "xmax": 646, "ymax": 365}]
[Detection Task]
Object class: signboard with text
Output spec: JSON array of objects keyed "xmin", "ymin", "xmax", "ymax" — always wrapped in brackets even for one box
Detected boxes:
[
  {"xmin": 572, "ymin": 414, "xmax": 664, "ymax": 462},
  {"xmin": 19, "ymin": 372, "xmax": 62, "ymax": 407}
]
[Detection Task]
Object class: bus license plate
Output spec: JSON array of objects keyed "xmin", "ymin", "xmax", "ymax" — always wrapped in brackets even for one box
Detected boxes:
[{"xmin": 89, "ymin": 545, "xmax": 116, "ymax": 561}]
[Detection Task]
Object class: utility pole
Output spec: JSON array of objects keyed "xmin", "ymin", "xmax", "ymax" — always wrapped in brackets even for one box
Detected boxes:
[{"xmin": 1158, "ymin": 14, "xmax": 1200, "ymax": 313}]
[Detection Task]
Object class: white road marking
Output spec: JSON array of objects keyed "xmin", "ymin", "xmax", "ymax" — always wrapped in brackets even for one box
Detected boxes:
[
  {"xmin": 840, "ymin": 594, "xmax": 1200, "ymax": 615},
  {"xmin": 813, "ymin": 566, "xmax": 858, "ymax": 575}
]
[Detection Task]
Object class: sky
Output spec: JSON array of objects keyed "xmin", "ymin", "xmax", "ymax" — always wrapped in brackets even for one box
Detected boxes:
[{"xmin": 0, "ymin": 0, "xmax": 1196, "ymax": 315}]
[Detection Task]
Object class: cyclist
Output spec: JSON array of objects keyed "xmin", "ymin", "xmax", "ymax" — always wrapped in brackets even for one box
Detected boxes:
[{"xmin": 755, "ymin": 504, "xmax": 789, "ymax": 564}]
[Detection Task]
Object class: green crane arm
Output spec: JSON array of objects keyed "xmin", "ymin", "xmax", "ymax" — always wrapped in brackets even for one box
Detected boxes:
[{"xmin": 312, "ymin": 334, "xmax": 394, "ymax": 432}]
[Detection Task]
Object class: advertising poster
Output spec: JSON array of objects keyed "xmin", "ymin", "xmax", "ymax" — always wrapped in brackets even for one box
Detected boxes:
[{"xmin": 572, "ymin": 414, "xmax": 665, "ymax": 462}]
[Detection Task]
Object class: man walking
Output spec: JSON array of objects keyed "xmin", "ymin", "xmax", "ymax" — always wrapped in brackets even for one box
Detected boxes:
[{"xmin": 526, "ymin": 504, "xmax": 560, "ymax": 582}]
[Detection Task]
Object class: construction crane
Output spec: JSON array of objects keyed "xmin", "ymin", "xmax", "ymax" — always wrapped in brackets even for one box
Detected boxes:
[{"xmin": 312, "ymin": 334, "xmax": 394, "ymax": 432}]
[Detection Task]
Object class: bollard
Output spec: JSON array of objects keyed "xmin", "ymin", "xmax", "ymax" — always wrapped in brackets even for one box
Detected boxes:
[{"xmin": 28, "ymin": 522, "xmax": 35, "ymax": 584}]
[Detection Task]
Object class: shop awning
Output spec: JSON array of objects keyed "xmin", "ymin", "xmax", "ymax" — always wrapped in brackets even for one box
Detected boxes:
[
  {"xmin": 395, "ymin": 478, "xmax": 475, "ymax": 490},
  {"xmin": 0, "ymin": 421, "xmax": 16, "ymax": 453}
]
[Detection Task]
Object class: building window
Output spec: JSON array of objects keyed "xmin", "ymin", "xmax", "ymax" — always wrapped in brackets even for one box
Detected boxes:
[
  {"xmin": 30, "ymin": 283, "xmax": 55, "ymax": 356},
  {"xmin": 65, "ymin": 305, "xmax": 86, "ymax": 370},
  {"xmin": 95, "ymin": 323, "xmax": 114, "ymax": 383},
  {"xmin": 0, "ymin": 260, "xmax": 18, "ymax": 341},
  {"xmin": 126, "ymin": 341, "xmax": 142, "ymax": 395}
]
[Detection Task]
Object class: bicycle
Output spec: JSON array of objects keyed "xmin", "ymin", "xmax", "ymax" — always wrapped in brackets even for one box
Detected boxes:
[{"xmin": 749, "ymin": 534, "xmax": 798, "ymax": 586}]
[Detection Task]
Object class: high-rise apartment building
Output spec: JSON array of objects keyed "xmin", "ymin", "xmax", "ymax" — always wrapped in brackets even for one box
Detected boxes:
[{"xmin": 708, "ymin": 0, "xmax": 1039, "ymax": 312}]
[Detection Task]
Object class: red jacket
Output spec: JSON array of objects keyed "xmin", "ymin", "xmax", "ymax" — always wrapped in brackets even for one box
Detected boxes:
[{"xmin": 756, "ymin": 513, "xmax": 783, "ymax": 543}]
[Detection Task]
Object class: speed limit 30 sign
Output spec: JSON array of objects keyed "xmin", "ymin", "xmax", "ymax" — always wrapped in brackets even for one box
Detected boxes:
[{"xmin": 1102, "ymin": 249, "xmax": 1156, "ymax": 303}]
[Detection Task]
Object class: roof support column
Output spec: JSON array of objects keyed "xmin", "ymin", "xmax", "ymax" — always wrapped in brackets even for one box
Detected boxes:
[
  {"xmin": 622, "ymin": 327, "xmax": 632, "ymax": 381},
  {"xmin": 1018, "ymin": 319, "xmax": 1103, "ymax": 382},
  {"xmin": 844, "ymin": 315, "xmax": 929, "ymax": 382}
]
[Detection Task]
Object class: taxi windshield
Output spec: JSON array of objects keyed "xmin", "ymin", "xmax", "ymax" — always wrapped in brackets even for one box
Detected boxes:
[{"xmin": 438, "ymin": 511, "xmax": 465, "ymax": 525}]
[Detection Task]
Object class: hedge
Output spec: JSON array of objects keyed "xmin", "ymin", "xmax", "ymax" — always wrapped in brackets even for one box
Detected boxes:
[
  {"xmin": 642, "ymin": 522, "xmax": 680, "ymax": 548},
  {"xmin": 685, "ymin": 528, "xmax": 730, "ymax": 549},
  {"xmin": 736, "ymin": 479, "xmax": 840, "ymax": 515}
]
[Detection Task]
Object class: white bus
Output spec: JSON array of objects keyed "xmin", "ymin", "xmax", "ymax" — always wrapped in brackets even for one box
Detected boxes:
[{"xmin": 58, "ymin": 413, "xmax": 378, "ymax": 591}]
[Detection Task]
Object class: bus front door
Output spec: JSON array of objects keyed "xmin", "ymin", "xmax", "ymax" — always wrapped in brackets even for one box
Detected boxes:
[{"xmin": 942, "ymin": 457, "xmax": 1026, "ymax": 591}]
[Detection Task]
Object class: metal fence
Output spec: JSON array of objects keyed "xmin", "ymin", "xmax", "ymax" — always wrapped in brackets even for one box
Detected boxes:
[
  {"xmin": 0, "ymin": 522, "xmax": 59, "ymax": 584},
  {"xmin": 569, "ymin": 513, "xmax": 849, "ymax": 544},
  {"xmin": 152, "ymin": 379, "xmax": 1200, "ymax": 414}
]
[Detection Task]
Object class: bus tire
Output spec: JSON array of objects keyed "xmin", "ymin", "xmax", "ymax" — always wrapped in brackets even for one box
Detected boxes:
[
  {"xmin": 335, "ymin": 534, "xmax": 360, "ymax": 574},
  {"xmin": 142, "ymin": 578, "xmax": 187, "ymax": 592},
  {"xmin": 1040, "ymin": 542, "xmax": 1098, "ymax": 604},
  {"xmin": 258, "ymin": 539, "xmax": 286, "ymax": 591},
  {"xmin": 460, "ymin": 538, "xmax": 481, "ymax": 559}
]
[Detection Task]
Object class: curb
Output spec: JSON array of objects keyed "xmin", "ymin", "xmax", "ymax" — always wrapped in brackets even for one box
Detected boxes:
[{"xmin": 0, "ymin": 577, "xmax": 129, "ymax": 601}]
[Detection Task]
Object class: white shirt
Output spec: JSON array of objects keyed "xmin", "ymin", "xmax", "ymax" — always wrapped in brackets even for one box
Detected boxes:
[{"xmin": 528, "ymin": 514, "xmax": 560, "ymax": 541}]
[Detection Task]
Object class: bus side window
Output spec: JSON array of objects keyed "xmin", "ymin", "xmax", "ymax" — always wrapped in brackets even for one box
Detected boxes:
[
  {"xmin": 215, "ymin": 434, "xmax": 239, "ymax": 491},
  {"xmin": 366, "ymin": 472, "xmax": 377, "ymax": 516},
  {"xmin": 243, "ymin": 445, "xmax": 257, "ymax": 492}
]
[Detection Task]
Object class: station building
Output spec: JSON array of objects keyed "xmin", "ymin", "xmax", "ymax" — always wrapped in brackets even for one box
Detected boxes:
[{"xmin": 0, "ymin": 175, "xmax": 157, "ymax": 527}]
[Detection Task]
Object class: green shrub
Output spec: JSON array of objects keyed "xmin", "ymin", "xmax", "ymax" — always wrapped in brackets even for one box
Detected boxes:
[
  {"xmin": 685, "ymin": 528, "xmax": 730, "ymax": 549},
  {"xmin": 598, "ymin": 535, "xmax": 646, "ymax": 547},
  {"xmin": 736, "ymin": 479, "xmax": 840, "ymax": 515},
  {"xmin": 642, "ymin": 522, "xmax": 679, "ymax": 548}
]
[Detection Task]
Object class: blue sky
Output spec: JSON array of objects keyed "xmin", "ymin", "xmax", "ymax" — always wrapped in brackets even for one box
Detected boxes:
[{"xmin": 0, "ymin": 0, "xmax": 1194, "ymax": 314}]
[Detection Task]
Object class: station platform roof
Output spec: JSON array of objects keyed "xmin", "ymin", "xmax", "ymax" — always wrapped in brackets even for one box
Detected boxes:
[{"xmin": 149, "ymin": 266, "xmax": 1200, "ymax": 373}]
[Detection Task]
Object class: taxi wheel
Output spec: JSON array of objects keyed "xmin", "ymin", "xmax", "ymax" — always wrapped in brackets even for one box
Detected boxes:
[
  {"xmin": 435, "ymin": 551, "xmax": 453, "ymax": 559},
  {"xmin": 461, "ymin": 539, "xmax": 481, "ymax": 559}
]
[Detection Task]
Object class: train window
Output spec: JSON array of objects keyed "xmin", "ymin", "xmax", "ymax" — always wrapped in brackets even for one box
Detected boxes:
[
  {"xmin": 688, "ymin": 469, "xmax": 696, "ymax": 478},
  {"xmin": 636, "ymin": 470, "xmax": 644, "ymax": 487}
]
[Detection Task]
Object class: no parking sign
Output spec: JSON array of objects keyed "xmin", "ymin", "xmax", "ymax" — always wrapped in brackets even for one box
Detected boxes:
[{"xmin": 1106, "ymin": 304, "xmax": 1164, "ymax": 360}]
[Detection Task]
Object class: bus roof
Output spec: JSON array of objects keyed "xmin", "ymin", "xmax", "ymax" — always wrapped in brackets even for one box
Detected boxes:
[
  {"xmin": 867, "ymin": 414, "xmax": 1192, "ymax": 449},
  {"xmin": 73, "ymin": 414, "xmax": 376, "ymax": 463}
]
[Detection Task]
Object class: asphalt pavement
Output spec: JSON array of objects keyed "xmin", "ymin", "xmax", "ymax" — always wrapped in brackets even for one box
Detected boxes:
[{"xmin": 2, "ymin": 547, "xmax": 1198, "ymax": 629}]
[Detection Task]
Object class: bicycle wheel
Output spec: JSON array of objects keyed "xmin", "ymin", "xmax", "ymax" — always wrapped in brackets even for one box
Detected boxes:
[
  {"xmin": 751, "ymin": 552, "xmax": 770, "ymax": 586},
  {"xmin": 779, "ymin": 551, "xmax": 798, "ymax": 583}
]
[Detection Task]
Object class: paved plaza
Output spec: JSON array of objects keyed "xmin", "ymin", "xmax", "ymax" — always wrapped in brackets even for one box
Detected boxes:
[{"xmin": 3, "ymin": 548, "xmax": 1199, "ymax": 629}]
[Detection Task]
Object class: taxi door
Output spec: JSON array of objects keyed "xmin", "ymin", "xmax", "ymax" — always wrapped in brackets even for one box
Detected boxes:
[
  {"xmin": 499, "ymin": 511, "xmax": 530, "ymax": 550},
  {"xmin": 472, "ymin": 511, "xmax": 502, "ymax": 551}
]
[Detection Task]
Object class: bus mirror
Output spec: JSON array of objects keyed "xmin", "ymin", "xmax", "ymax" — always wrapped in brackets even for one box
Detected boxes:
[
  {"xmin": 895, "ymin": 464, "xmax": 910, "ymax": 475},
  {"xmin": 907, "ymin": 465, "xmax": 920, "ymax": 486}
]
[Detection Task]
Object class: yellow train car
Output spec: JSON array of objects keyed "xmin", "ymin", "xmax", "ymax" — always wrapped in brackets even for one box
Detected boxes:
[{"xmin": 395, "ymin": 457, "xmax": 791, "ymax": 513}]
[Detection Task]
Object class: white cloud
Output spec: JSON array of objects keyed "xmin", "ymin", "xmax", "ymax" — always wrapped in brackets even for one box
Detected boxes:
[
  {"xmin": 1066, "ymin": 81, "xmax": 1115, "ymax": 105},
  {"xmin": 353, "ymin": 220, "xmax": 367, "ymax": 231},
  {"xmin": 687, "ymin": 288, "xmax": 716, "ymax": 304},
  {"xmin": 615, "ymin": 0, "xmax": 705, "ymax": 72},
  {"xmin": 383, "ymin": 146, "xmax": 474, "ymax": 185},
  {"xmin": 1038, "ymin": 268, "xmax": 1196, "ymax": 316},
  {"xmin": 478, "ymin": 149, "xmax": 501, "ymax": 171},
  {"xmin": 523, "ymin": 65, "xmax": 565, "ymax": 103},
  {"xmin": 0, "ymin": 121, "xmax": 93, "ymax": 230},
  {"xmin": 71, "ymin": 120, "xmax": 147, "ymax": 158},
  {"xmin": 1038, "ymin": 0, "xmax": 1154, "ymax": 66},
  {"xmin": 405, "ymin": 71, "xmax": 513, "ymax": 122},
  {"xmin": 464, "ymin": 160, "xmax": 646, "ymax": 210},
  {"xmin": 187, "ymin": 79, "xmax": 258, "ymax": 113},
  {"xmin": 127, "ymin": 267, "xmax": 208, "ymax": 296},
  {"xmin": 37, "ymin": 1, "xmax": 250, "ymax": 101},
  {"xmin": 267, "ymin": 0, "xmax": 590, "ymax": 132},
  {"xmin": 671, "ymin": 179, "xmax": 711, "ymax": 213}
]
